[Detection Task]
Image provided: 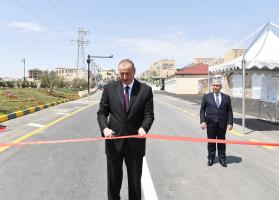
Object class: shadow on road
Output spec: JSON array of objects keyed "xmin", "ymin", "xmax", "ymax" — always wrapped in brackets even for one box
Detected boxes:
[
  {"xmin": 225, "ymin": 155, "xmax": 242, "ymax": 165},
  {"xmin": 234, "ymin": 118, "xmax": 279, "ymax": 132}
]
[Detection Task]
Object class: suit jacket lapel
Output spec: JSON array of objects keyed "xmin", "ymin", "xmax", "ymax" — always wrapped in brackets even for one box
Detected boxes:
[
  {"xmin": 219, "ymin": 93, "xmax": 225, "ymax": 108},
  {"xmin": 116, "ymin": 81, "xmax": 125, "ymax": 111},
  {"xmin": 128, "ymin": 79, "xmax": 140, "ymax": 112},
  {"xmin": 210, "ymin": 93, "xmax": 217, "ymax": 108}
]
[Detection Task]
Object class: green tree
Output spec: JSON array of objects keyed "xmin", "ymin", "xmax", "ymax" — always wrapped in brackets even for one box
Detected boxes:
[
  {"xmin": 40, "ymin": 70, "xmax": 60, "ymax": 94},
  {"xmin": 71, "ymin": 78, "xmax": 87, "ymax": 91},
  {"xmin": 6, "ymin": 81, "xmax": 14, "ymax": 88}
]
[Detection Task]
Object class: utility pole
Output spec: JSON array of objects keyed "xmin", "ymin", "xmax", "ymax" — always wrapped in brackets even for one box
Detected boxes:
[
  {"xmin": 21, "ymin": 58, "xmax": 26, "ymax": 85},
  {"xmin": 73, "ymin": 28, "xmax": 90, "ymax": 76},
  {"xmin": 86, "ymin": 54, "xmax": 113, "ymax": 99}
]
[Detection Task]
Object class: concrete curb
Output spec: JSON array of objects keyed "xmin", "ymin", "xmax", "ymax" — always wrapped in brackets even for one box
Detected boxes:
[{"xmin": 0, "ymin": 99, "xmax": 73, "ymax": 123}]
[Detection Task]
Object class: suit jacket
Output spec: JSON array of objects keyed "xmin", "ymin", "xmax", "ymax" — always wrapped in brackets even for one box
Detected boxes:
[
  {"xmin": 97, "ymin": 79, "xmax": 154, "ymax": 158},
  {"xmin": 200, "ymin": 92, "xmax": 233, "ymax": 129}
]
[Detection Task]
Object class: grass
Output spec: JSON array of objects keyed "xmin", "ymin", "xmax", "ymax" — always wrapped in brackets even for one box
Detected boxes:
[{"xmin": 0, "ymin": 88, "xmax": 80, "ymax": 115}]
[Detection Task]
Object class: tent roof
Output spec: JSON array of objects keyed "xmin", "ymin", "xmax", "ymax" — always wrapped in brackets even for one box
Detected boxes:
[{"xmin": 209, "ymin": 23, "xmax": 279, "ymax": 73}]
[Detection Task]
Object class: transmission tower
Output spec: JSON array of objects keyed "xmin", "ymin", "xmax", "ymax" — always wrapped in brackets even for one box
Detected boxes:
[{"xmin": 73, "ymin": 27, "xmax": 90, "ymax": 74}]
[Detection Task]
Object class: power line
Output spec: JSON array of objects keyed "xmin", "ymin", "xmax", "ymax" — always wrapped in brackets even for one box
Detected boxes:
[
  {"xmin": 47, "ymin": 0, "xmax": 75, "ymax": 31},
  {"xmin": 0, "ymin": 39, "xmax": 71, "ymax": 43},
  {"xmin": 58, "ymin": 0, "xmax": 82, "ymax": 27},
  {"xmin": 15, "ymin": 0, "xmax": 60, "ymax": 32}
]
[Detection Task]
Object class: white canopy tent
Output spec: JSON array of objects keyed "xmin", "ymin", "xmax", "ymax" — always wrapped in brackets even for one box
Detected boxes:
[
  {"xmin": 210, "ymin": 23, "xmax": 279, "ymax": 73},
  {"xmin": 209, "ymin": 22, "xmax": 279, "ymax": 133}
]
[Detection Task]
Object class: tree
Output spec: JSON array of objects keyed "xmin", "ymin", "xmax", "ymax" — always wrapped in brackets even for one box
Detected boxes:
[
  {"xmin": 71, "ymin": 78, "xmax": 87, "ymax": 91},
  {"xmin": 40, "ymin": 70, "xmax": 60, "ymax": 94}
]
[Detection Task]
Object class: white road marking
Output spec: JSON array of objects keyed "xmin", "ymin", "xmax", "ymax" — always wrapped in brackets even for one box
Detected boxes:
[
  {"xmin": 56, "ymin": 112, "xmax": 70, "ymax": 116},
  {"xmin": 27, "ymin": 123, "xmax": 45, "ymax": 128},
  {"xmin": 141, "ymin": 157, "xmax": 158, "ymax": 200}
]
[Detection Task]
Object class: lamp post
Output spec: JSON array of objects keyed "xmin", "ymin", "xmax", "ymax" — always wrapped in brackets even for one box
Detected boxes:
[
  {"xmin": 87, "ymin": 55, "xmax": 91, "ymax": 99},
  {"xmin": 21, "ymin": 58, "xmax": 26, "ymax": 85},
  {"xmin": 86, "ymin": 54, "xmax": 113, "ymax": 99}
]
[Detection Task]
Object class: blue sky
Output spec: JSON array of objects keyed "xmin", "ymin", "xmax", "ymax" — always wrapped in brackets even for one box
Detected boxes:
[{"xmin": 1, "ymin": 0, "xmax": 279, "ymax": 78}]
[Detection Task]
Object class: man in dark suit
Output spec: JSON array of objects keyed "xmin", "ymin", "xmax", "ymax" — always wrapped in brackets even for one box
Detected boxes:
[
  {"xmin": 97, "ymin": 59, "xmax": 154, "ymax": 200},
  {"xmin": 200, "ymin": 81, "xmax": 233, "ymax": 167}
]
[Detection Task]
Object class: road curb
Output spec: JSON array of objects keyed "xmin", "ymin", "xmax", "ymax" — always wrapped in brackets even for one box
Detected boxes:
[{"xmin": 0, "ymin": 99, "xmax": 74, "ymax": 123}]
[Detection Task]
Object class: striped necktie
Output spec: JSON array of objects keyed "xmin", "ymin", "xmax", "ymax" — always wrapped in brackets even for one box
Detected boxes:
[{"xmin": 124, "ymin": 86, "xmax": 130, "ymax": 111}]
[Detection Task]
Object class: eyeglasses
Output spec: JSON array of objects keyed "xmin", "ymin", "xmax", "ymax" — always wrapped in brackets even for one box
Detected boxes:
[{"xmin": 212, "ymin": 84, "xmax": 220, "ymax": 87}]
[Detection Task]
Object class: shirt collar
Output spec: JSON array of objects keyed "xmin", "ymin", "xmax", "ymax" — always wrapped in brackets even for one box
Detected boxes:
[
  {"xmin": 123, "ymin": 79, "xmax": 134, "ymax": 90},
  {"xmin": 214, "ymin": 92, "xmax": 221, "ymax": 96}
]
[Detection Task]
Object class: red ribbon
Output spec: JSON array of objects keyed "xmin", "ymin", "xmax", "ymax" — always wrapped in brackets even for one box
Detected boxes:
[{"xmin": 0, "ymin": 133, "xmax": 278, "ymax": 147}]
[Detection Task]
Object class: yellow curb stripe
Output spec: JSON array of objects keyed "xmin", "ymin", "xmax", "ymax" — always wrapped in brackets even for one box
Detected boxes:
[
  {"xmin": 29, "ymin": 107, "xmax": 36, "ymax": 113},
  {"xmin": 15, "ymin": 111, "xmax": 24, "ymax": 117},
  {"xmin": 0, "ymin": 99, "xmax": 74, "ymax": 123},
  {"xmin": 0, "ymin": 115, "xmax": 8, "ymax": 123},
  {"xmin": 0, "ymin": 102, "xmax": 97, "ymax": 154}
]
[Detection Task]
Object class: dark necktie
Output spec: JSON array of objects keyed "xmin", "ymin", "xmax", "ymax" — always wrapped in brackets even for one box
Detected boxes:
[
  {"xmin": 215, "ymin": 93, "xmax": 220, "ymax": 108},
  {"xmin": 124, "ymin": 86, "xmax": 130, "ymax": 112}
]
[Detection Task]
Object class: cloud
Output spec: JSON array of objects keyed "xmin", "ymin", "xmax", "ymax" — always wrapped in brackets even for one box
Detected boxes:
[
  {"xmin": 111, "ymin": 32, "xmax": 235, "ymax": 67},
  {"xmin": 7, "ymin": 21, "xmax": 46, "ymax": 33}
]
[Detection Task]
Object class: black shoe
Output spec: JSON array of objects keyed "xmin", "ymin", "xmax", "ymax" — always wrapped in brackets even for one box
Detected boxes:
[
  {"xmin": 207, "ymin": 159, "xmax": 214, "ymax": 166},
  {"xmin": 219, "ymin": 159, "xmax": 227, "ymax": 167}
]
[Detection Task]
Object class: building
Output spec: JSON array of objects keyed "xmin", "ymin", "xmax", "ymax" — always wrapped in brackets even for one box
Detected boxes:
[
  {"xmin": 165, "ymin": 63, "xmax": 208, "ymax": 94},
  {"xmin": 149, "ymin": 59, "xmax": 176, "ymax": 79},
  {"xmin": 193, "ymin": 57, "xmax": 224, "ymax": 65},
  {"xmin": 56, "ymin": 67, "xmax": 88, "ymax": 82},
  {"xmin": 99, "ymin": 69, "xmax": 117, "ymax": 83},
  {"xmin": 27, "ymin": 68, "xmax": 43, "ymax": 82},
  {"xmin": 223, "ymin": 49, "xmax": 246, "ymax": 63},
  {"xmin": 139, "ymin": 70, "xmax": 150, "ymax": 81}
]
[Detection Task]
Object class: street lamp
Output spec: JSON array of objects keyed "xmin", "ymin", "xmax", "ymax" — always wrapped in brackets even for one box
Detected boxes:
[
  {"xmin": 21, "ymin": 58, "xmax": 26, "ymax": 85},
  {"xmin": 86, "ymin": 54, "xmax": 113, "ymax": 99}
]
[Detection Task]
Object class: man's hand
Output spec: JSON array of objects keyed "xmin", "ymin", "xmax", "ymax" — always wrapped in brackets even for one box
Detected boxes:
[
  {"xmin": 138, "ymin": 127, "xmax": 146, "ymax": 136},
  {"xmin": 103, "ymin": 128, "xmax": 115, "ymax": 138},
  {"xmin": 227, "ymin": 125, "xmax": 233, "ymax": 130},
  {"xmin": 200, "ymin": 122, "xmax": 207, "ymax": 129}
]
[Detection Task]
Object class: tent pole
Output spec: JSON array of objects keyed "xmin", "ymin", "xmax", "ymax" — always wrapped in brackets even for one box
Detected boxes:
[{"xmin": 242, "ymin": 59, "xmax": 246, "ymax": 134}]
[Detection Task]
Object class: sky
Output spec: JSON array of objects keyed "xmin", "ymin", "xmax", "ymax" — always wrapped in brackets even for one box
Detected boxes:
[{"xmin": 1, "ymin": 0, "xmax": 279, "ymax": 78}]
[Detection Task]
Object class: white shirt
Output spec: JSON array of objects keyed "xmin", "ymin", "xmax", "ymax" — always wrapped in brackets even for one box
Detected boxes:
[
  {"xmin": 214, "ymin": 93, "xmax": 222, "ymax": 105},
  {"xmin": 123, "ymin": 79, "xmax": 134, "ymax": 100}
]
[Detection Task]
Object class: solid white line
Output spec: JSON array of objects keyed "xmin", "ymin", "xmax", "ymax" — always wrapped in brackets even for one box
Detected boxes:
[
  {"xmin": 141, "ymin": 157, "xmax": 158, "ymax": 200},
  {"xmin": 27, "ymin": 123, "xmax": 45, "ymax": 128}
]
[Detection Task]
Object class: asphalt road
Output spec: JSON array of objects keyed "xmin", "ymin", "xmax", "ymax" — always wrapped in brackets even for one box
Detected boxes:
[{"xmin": 0, "ymin": 91, "xmax": 278, "ymax": 199}]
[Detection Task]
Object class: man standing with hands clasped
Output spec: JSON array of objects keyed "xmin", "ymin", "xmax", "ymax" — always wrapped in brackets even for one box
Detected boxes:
[
  {"xmin": 97, "ymin": 59, "xmax": 154, "ymax": 200},
  {"xmin": 200, "ymin": 81, "xmax": 233, "ymax": 167}
]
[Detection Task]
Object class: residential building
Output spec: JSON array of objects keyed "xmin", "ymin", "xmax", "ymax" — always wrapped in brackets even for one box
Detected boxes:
[
  {"xmin": 27, "ymin": 68, "xmax": 43, "ymax": 81},
  {"xmin": 99, "ymin": 69, "xmax": 117, "ymax": 83},
  {"xmin": 56, "ymin": 67, "xmax": 88, "ymax": 82},
  {"xmin": 193, "ymin": 57, "xmax": 224, "ymax": 66},
  {"xmin": 224, "ymin": 49, "xmax": 246, "ymax": 63},
  {"xmin": 149, "ymin": 59, "xmax": 176, "ymax": 79},
  {"xmin": 165, "ymin": 63, "xmax": 208, "ymax": 94}
]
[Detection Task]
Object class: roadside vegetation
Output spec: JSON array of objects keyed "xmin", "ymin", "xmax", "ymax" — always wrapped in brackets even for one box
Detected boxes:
[{"xmin": 0, "ymin": 70, "xmax": 93, "ymax": 115}]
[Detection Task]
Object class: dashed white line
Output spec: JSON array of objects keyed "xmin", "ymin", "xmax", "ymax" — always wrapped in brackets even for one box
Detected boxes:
[
  {"xmin": 56, "ymin": 112, "xmax": 70, "ymax": 116},
  {"xmin": 27, "ymin": 123, "xmax": 45, "ymax": 128}
]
